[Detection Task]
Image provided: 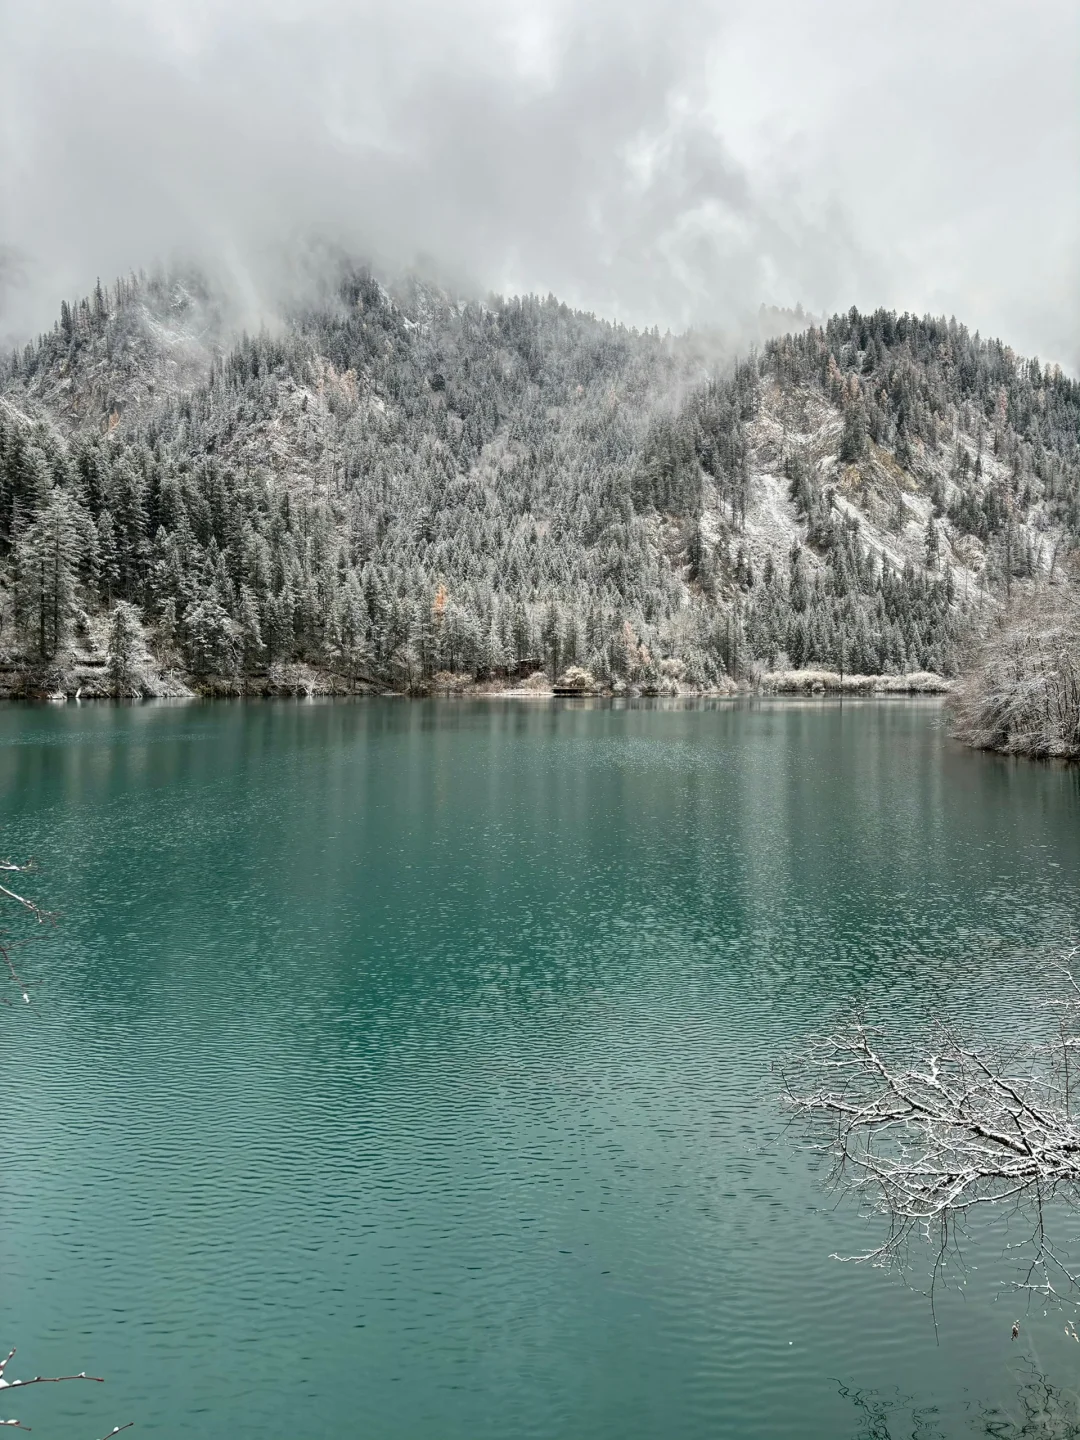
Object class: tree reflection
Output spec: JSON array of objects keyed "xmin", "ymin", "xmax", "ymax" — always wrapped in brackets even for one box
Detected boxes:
[
  {"xmin": 837, "ymin": 1381, "xmax": 946, "ymax": 1439},
  {"xmin": 839, "ymin": 1362, "xmax": 1080, "ymax": 1438}
]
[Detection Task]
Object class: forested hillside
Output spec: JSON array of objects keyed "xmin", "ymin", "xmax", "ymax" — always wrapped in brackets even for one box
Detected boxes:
[{"xmin": 0, "ymin": 268, "xmax": 1077, "ymax": 695}]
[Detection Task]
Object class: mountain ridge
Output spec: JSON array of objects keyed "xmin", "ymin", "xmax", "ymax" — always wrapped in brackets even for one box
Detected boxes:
[{"xmin": 0, "ymin": 265, "xmax": 1076, "ymax": 696}]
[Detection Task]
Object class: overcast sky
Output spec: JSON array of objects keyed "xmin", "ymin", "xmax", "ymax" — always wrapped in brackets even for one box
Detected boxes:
[{"xmin": 1, "ymin": 0, "xmax": 1077, "ymax": 363}]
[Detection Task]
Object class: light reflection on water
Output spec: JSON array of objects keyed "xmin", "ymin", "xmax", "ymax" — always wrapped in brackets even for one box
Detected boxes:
[{"xmin": 0, "ymin": 697, "xmax": 1078, "ymax": 1439}]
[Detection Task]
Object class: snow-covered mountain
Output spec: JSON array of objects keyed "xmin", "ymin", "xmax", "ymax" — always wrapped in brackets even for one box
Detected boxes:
[{"xmin": 0, "ymin": 266, "xmax": 1076, "ymax": 694}]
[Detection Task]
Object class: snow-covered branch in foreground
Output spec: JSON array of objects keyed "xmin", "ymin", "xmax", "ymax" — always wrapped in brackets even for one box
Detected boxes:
[
  {"xmin": 0, "ymin": 1346, "xmax": 132, "ymax": 1435},
  {"xmin": 784, "ymin": 961, "xmax": 1080, "ymax": 1304},
  {"xmin": 0, "ymin": 858, "xmax": 51, "ymax": 1005}
]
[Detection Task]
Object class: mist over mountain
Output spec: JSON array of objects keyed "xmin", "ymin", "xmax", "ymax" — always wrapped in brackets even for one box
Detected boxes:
[
  {"xmin": 1, "ymin": 0, "xmax": 1077, "ymax": 368},
  {"xmin": 0, "ymin": 0, "xmax": 1075, "ymax": 695},
  {"xmin": 0, "ymin": 264, "xmax": 1076, "ymax": 697}
]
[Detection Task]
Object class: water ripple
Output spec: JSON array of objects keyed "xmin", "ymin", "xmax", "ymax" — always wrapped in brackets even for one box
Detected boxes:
[{"xmin": 0, "ymin": 699, "xmax": 1077, "ymax": 1439}]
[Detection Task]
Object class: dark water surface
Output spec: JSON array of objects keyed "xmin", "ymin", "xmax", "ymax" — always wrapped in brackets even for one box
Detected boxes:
[{"xmin": 2, "ymin": 698, "xmax": 1079, "ymax": 1439}]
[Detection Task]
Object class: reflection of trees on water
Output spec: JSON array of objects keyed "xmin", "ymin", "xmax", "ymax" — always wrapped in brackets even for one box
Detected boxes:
[
  {"xmin": 837, "ymin": 1380, "xmax": 945, "ymax": 1438},
  {"xmin": 840, "ymin": 1362, "xmax": 1080, "ymax": 1439}
]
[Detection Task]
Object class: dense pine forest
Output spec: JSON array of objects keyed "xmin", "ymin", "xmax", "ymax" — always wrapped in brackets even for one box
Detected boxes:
[{"xmin": 0, "ymin": 267, "xmax": 1077, "ymax": 695}]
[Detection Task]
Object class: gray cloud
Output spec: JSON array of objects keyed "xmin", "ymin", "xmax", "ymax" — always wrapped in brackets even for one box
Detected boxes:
[{"xmin": 0, "ymin": 0, "xmax": 1076, "ymax": 363}]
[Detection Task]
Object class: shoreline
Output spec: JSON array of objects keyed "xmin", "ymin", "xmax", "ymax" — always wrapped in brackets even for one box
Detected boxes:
[{"xmin": 0, "ymin": 664, "xmax": 952, "ymax": 703}]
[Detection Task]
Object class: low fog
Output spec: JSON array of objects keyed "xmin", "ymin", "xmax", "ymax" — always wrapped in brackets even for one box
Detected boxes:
[{"xmin": 0, "ymin": 0, "xmax": 1076, "ymax": 363}]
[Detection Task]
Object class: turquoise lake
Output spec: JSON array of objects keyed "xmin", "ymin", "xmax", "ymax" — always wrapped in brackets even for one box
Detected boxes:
[{"xmin": 2, "ymin": 697, "xmax": 1079, "ymax": 1439}]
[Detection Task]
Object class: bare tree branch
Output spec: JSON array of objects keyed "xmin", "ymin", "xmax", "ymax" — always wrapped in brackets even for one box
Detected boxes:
[
  {"xmin": 784, "ymin": 955, "xmax": 1080, "ymax": 1305},
  {"xmin": 0, "ymin": 861, "xmax": 48, "ymax": 922},
  {"xmin": 0, "ymin": 859, "xmax": 54, "ymax": 1004},
  {"xmin": 0, "ymin": 1347, "xmax": 117, "ymax": 1434}
]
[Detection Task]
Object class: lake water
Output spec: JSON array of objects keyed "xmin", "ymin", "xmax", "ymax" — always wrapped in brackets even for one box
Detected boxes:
[{"xmin": 2, "ymin": 698, "xmax": 1079, "ymax": 1439}]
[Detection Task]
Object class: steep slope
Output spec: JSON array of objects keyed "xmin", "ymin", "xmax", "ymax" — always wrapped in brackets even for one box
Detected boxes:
[
  {"xmin": 6, "ymin": 271, "xmax": 226, "ymax": 436},
  {"xmin": 0, "ymin": 271, "xmax": 1076, "ymax": 695}
]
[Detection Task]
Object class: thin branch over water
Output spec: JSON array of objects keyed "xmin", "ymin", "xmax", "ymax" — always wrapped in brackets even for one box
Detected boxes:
[{"xmin": 785, "ymin": 956, "xmax": 1080, "ymax": 1306}]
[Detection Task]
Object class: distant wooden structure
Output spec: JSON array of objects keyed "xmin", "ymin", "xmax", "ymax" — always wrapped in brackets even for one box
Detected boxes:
[{"xmin": 553, "ymin": 666, "xmax": 597, "ymax": 697}]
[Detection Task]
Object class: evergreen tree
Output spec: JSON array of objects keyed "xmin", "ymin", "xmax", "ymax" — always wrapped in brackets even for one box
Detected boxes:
[
  {"xmin": 184, "ymin": 598, "xmax": 238, "ymax": 675},
  {"xmin": 238, "ymin": 585, "xmax": 264, "ymax": 673},
  {"xmin": 16, "ymin": 488, "xmax": 83, "ymax": 659},
  {"xmin": 839, "ymin": 399, "xmax": 867, "ymax": 462},
  {"xmin": 106, "ymin": 601, "xmax": 147, "ymax": 696},
  {"xmin": 925, "ymin": 515, "xmax": 940, "ymax": 570}
]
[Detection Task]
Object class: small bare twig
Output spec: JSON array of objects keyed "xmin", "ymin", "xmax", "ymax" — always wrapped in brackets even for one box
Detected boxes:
[
  {"xmin": 0, "ymin": 1347, "xmax": 118, "ymax": 1433},
  {"xmin": 0, "ymin": 861, "xmax": 48, "ymax": 922},
  {"xmin": 0, "ymin": 1348, "xmax": 105, "ymax": 1389},
  {"xmin": 0, "ymin": 860, "xmax": 55, "ymax": 1004}
]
